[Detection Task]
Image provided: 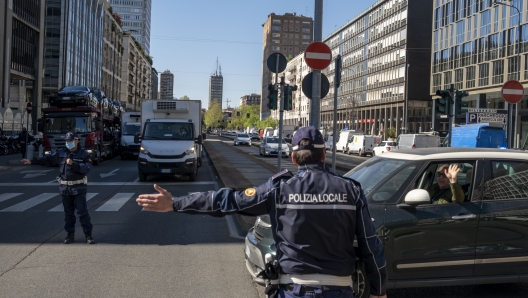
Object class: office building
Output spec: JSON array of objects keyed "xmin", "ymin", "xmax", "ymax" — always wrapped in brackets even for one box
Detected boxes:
[
  {"xmin": 42, "ymin": 0, "xmax": 105, "ymax": 98},
  {"xmin": 319, "ymin": 0, "xmax": 432, "ymax": 136},
  {"xmin": 102, "ymin": 4, "xmax": 124, "ymax": 101},
  {"xmin": 159, "ymin": 70, "xmax": 174, "ymax": 99},
  {"xmin": 108, "ymin": 0, "xmax": 152, "ymax": 54},
  {"xmin": 260, "ymin": 12, "xmax": 313, "ymax": 120},
  {"xmin": 120, "ymin": 35, "xmax": 152, "ymax": 111},
  {"xmin": 209, "ymin": 62, "xmax": 223, "ymax": 109},
  {"xmin": 240, "ymin": 94, "xmax": 261, "ymax": 106},
  {"xmin": 0, "ymin": 0, "xmax": 44, "ymax": 133},
  {"xmin": 151, "ymin": 68, "xmax": 158, "ymax": 99},
  {"xmin": 430, "ymin": 0, "xmax": 528, "ymax": 147}
]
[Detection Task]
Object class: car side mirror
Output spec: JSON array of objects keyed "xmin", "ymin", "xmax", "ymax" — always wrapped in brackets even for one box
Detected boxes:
[
  {"xmin": 134, "ymin": 133, "xmax": 141, "ymax": 144},
  {"xmin": 397, "ymin": 189, "xmax": 431, "ymax": 209},
  {"xmin": 195, "ymin": 134, "xmax": 203, "ymax": 145}
]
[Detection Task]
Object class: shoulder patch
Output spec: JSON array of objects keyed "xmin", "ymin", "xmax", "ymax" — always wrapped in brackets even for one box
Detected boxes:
[
  {"xmin": 244, "ymin": 188, "xmax": 256, "ymax": 197},
  {"xmin": 271, "ymin": 169, "xmax": 292, "ymax": 180}
]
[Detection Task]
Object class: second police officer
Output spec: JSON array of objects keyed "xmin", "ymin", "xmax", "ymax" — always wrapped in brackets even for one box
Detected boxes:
[
  {"xmin": 136, "ymin": 126, "xmax": 387, "ymax": 298},
  {"xmin": 22, "ymin": 131, "xmax": 95, "ymax": 245}
]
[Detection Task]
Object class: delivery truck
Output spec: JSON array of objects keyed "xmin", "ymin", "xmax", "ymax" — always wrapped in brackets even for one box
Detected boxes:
[{"xmin": 134, "ymin": 100, "xmax": 203, "ymax": 181}]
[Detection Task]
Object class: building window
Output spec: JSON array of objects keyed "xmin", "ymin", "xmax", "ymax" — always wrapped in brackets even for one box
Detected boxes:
[
  {"xmin": 272, "ymin": 26, "xmax": 281, "ymax": 31},
  {"xmin": 466, "ymin": 66, "xmax": 476, "ymax": 88},
  {"xmin": 480, "ymin": 9, "xmax": 491, "ymax": 37},
  {"xmin": 443, "ymin": 71, "xmax": 452, "ymax": 90},
  {"xmin": 432, "ymin": 73, "xmax": 442, "ymax": 94},
  {"xmin": 492, "ymin": 60, "xmax": 504, "ymax": 84},
  {"xmin": 272, "ymin": 19, "xmax": 281, "ymax": 24},
  {"xmin": 302, "ymin": 35, "xmax": 310, "ymax": 40},
  {"xmin": 508, "ymin": 56, "xmax": 519, "ymax": 81},
  {"xmin": 478, "ymin": 63, "xmax": 489, "ymax": 86},
  {"xmin": 454, "ymin": 69, "xmax": 464, "ymax": 90}
]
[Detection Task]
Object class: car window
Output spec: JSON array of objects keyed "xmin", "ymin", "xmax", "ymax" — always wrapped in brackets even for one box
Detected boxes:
[
  {"xmin": 237, "ymin": 134, "xmax": 249, "ymax": 138},
  {"xmin": 483, "ymin": 160, "xmax": 528, "ymax": 200},
  {"xmin": 414, "ymin": 161, "xmax": 476, "ymax": 202},
  {"xmin": 370, "ymin": 164, "xmax": 417, "ymax": 202}
]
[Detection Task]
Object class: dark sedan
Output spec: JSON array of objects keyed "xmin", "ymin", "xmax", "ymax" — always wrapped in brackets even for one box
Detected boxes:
[
  {"xmin": 49, "ymin": 86, "xmax": 95, "ymax": 107},
  {"xmin": 244, "ymin": 148, "xmax": 528, "ymax": 298}
]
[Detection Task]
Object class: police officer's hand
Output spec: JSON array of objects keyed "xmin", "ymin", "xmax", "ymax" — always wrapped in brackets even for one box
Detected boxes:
[
  {"xmin": 136, "ymin": 184, "xmax": 174, "ymax": 212},
  {"xmin": 66, "ymin": 158, "xmax": 73, "ymax": 165},
  {"xmin": 21, "ymin": 159, "xmax": 31, "ymax": 165}
]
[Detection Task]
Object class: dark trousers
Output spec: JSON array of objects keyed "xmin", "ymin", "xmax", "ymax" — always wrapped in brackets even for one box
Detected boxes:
[
  {"xmin": 62, "ymin": 193, "xmax": 93, "ymax": 235},
  {"xmin": 20, "ymin": 145, "xmax": 26, "ymax": 158}
]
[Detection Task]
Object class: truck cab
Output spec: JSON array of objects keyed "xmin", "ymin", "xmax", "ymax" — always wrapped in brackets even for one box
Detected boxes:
[{"xmin": 135, "ymin": 100, "xmax": 203, "ymax": 181}]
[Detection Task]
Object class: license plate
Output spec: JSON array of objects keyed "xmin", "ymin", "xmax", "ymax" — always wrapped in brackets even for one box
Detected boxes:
[
  {"xmin": 62, "ymin": 97, "xmax": 71, "ymax": 100},
  {"xmin": 161, "ymin": 169, "xmax": 171, "ymax": 173}
]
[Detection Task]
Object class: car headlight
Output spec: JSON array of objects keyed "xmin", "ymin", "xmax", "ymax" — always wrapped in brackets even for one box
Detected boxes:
[
  {"xmin": 86, "ymin": 149, "xmax": 94, "ymax": 154},
  {"xmin": 140, "ymin": 146, "xmax": 148, "ymax": 154},
  {"xmin": 185, "ymin": 146, "xmax": 195, "ymax": 155}
]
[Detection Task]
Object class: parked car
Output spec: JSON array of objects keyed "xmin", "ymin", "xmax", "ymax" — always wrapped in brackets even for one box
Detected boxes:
[
  {"xmin": 259, "ymin": 136, "xmax": 289, "ymax": 157},
  {"xmin": 244, "ymin": 148, "xmax": 528, "ymax": 297},
  {"xmin": 234, "ymin": 133, "xmax": 251, "ymax": 146},
  {"xmin": 49, "ymin": 86, "xmax": 95, "ymax": 108},
  {"xmin": 249, "ymin": 133, "xmax": 260, "ymax": 141},
  {"xmin": 372, "ymin": 141, "xmax": 397, "ymax": 156}
]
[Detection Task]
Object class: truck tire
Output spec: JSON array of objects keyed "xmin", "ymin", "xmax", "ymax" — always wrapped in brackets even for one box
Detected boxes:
[
  {"xmin": 138, "ymin": 172, "xmax": 147, "ymax": 182},
  {"xmin": 188, "ymin": 171, "xmax": 196, "ymax": 181}
]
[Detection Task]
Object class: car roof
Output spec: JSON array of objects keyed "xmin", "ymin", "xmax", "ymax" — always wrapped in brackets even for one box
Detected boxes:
[{"xmin": 379, "ymin": 148, "xmax": 528, "ymax": 160}]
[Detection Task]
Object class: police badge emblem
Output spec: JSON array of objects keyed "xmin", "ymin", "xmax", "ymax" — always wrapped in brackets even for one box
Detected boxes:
[{"xmin": 244, "ymin": 188, "xmax": 256, "ymax": 197}]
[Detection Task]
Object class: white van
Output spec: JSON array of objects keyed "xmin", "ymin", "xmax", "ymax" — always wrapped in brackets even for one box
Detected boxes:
[
  {"xmin": 396, "ymin": 134, "xmax": 440, "ymax": 150},
  {"xmin": 347, "ymin": 135, "xmax": 382, "ymax": 156},
  {"xmin": 335, "ymin": 130, "xmax": 363, "ymax": 153}
]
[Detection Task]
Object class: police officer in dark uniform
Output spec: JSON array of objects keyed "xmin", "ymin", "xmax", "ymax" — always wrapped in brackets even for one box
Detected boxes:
[
  {"xmin": 136, "ymin": 127, "xmax": 387, "ymax": 298},
  {"xmin": 22, "ymin": 132, "xmax": 95, "ymax": 245}
]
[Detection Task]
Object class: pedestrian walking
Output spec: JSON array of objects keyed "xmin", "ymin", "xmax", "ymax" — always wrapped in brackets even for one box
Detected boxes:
[
  {"xmin": 136, "ymin": 126, "xmax": 387, "ymax": 298},
  {"xmin": 21, "ymin": 131, "xmax": 95, "ymax": 244},
  {"xmin": 18, "ymin": 127, "xmax": 28, "ymax": 158}
]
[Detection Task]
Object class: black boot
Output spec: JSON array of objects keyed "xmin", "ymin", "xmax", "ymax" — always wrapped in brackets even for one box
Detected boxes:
[
  {"xmin": 85, "ymin": 234, "xmax": 95, "ymax": 244},
  {"xmin": 64, "ymin": 233, "xmax": 74, "ymax": 244}
]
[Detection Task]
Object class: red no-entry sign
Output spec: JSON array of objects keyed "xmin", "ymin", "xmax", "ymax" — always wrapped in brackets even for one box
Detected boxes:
[
  {"xmin": 501, "ymin": 80, "xmax": 524, "ymax": 104},
  {"xmin": 26, "ymin": 102, "xmax": 32, "ymax": 114},
  {"xmin": 304, "ymin": 42, "xmax": 332, "ymax": 70}
]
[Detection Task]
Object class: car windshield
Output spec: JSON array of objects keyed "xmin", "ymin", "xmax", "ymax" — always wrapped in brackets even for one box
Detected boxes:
[
  {"xmin": 343, "ymin": 157, "xmax": 410, "ymax": 195},
  {"xmin": 143, "ymin": 122, "xmax": 193, "ymax": 140},
  {"xmin": 43, "ymin": 116, "xmax": 91, "ymax": 134},
  {"xmin": 237, "ymin": 134, "xmax": 249, "ymax": 138},
  {"xmin": 266, "ymin": 138, "xmax": 286, "ymax": 143},
  {"xmin": 122, "ymin": 124, "xmax": 140, "ymax": 135},
  {"xmin": 60, "ymin": 86, "xmax": 88, "ymax": 92}
]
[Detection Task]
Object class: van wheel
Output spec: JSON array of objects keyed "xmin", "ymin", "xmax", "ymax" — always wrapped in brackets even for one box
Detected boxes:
[
  {"xmin": 138, "ymin": 172, "xmax": 147, "ymax": 181},
  {"xmin": 359, "ymin": 149, "xmax": 363, "ymax": 157}
]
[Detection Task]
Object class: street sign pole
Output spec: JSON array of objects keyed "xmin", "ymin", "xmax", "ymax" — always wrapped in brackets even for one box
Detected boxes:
[
  {"xmin": 278, "ymin": 77, "xmax": 285, "ymax": 172},
  {"xmin": 311, "ymin": 0, "xmax": 323, "ymax": 129},
  {"xmin": 332, "ymin": 55, "xmax": 341, "ymax": 173},
  {"xmin": 501, "ymin": 80, "xmax": 524, "ymax": 148}
]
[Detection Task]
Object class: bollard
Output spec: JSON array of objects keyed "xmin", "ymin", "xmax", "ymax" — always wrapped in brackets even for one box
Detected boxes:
[{"xmin": 26, "ymin": 144, "xmax": 35, "ymax": 160}]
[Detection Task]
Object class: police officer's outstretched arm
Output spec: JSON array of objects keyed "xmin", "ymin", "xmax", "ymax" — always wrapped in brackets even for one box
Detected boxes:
[
  {"xmin": 137, "ymin": 181, "xmax": 275, "ymax": 217},
  {"xmin": 21, "ymin": 150, "xmax": 61, "ymax": 167},
  {"xmin": 354, "ymin": 185, "xmax": 388, "ymax": 298}
]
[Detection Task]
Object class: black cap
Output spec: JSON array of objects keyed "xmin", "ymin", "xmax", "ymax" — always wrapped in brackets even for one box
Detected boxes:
[
  {"xmin": 291, "ymin": 126, "xmax": 325, "ymax": 151},
  {"xmin": 64, "ymin": 132, "xmax": 78, "ymax": 141}
]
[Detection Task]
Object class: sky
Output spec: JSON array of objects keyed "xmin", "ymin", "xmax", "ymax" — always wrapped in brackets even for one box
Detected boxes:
[{"xmin": 150, "ymin": 0, "xmax": 378, "ymax": 109}]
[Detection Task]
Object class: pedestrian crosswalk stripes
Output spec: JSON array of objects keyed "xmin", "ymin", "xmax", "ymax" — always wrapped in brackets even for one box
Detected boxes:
[
  {"xmin": 48, "ymin": 193, "xmax": 98, "ymax": 212},
  {"xmin": 0, "ymin": 192, "xmax": 138, "ymax": 212},
  {"xmin": 1, "ymin": 193, "xmax": 57, "ymax": 212},
  {"xmin": 95, "ymin": 193, "xmax": 135, "ymax": 211},
  {"xmin": 0, "ymin": 193, "xmax": 23, "ymax": 203}
]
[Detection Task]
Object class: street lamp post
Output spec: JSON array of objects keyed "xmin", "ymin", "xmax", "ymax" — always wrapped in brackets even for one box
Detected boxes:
[{"xmin": 494, "ymin": 0, "xmax": 521, "ymax": 148}]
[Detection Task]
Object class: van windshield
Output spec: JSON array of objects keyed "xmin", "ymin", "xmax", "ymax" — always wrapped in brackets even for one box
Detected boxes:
[
  {"xmin": 122, "ymin": 124, "xmax": 140, "ymax": 135},
  {"xmin": 143, "ymin": 122, "xmax": 193, "ymax": 140}
]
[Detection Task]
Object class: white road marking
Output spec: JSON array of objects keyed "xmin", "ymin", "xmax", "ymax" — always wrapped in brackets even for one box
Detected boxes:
[
  {"xmin": 96, "ymin": 193, "xmax": 135, "ymax": 211},
  {"xmin": 1, "ymin": 193, "xmax": 58, "ymax": 212},
  {"xmin": 48, "ymin": 193, "xmax": 98, "ymax": 212},
  {"xmin": 0, "ymin": 193, "xmax": 23, "ymax": 203}
]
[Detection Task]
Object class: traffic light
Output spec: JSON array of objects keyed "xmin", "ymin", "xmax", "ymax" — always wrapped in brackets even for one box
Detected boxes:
[
  {"xmin": 435, "ymin": 89, "xmax": 451, "ymax": 115},
  {"xmin": 283, "ymin": 84, "xmax": 297, "ymax": 111},
  {"xmin": 455, "ymin": 90, "xmax": 469, "ymax": 115},
  {"xmin": 267, "ymin": 84, "xmax": 278, "ymax": 110}
]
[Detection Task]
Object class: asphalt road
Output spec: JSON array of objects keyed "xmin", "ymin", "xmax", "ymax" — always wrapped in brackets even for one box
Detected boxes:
[{"xmin": 1, "ymin": 139, "xmax": 527, "ymax": 297}]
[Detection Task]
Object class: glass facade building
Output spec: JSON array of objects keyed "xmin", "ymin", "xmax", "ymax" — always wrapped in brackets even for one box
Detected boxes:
[
  {"xmin": 109, "ymin": 0, "xmax": 151, "ymax": 55},
  {"xmin": 431, "ymin": 0, "xmax": 528, "ymax": 147},
  {"xmin": 43, "ymin": 0, "xmax": 105, "ymax": 97}
]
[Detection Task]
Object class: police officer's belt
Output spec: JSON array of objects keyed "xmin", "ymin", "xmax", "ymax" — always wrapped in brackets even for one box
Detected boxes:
[
  {"xmin": 279, "ymin": 274, "xmax": 352, "ymax": 287},
  {"xmin": 59, "ymin": 177, "xmax": 87, "ymax": 185}
]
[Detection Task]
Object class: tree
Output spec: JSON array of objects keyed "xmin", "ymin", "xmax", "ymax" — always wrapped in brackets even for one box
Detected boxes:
[
  {"xmin": 204, "ymin": 101, "xmax": 224, "ymax": 128},
  {"xmin": 260, "ymin": 116, "xmax": 278, "ymax": 129},
  {"xmin": 384, "ymin": 127, "xmax": 396, "ymax": 139},
  {"xmin": 180, "ymin": 95, "xmax": 190, "ymax": 100}
]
